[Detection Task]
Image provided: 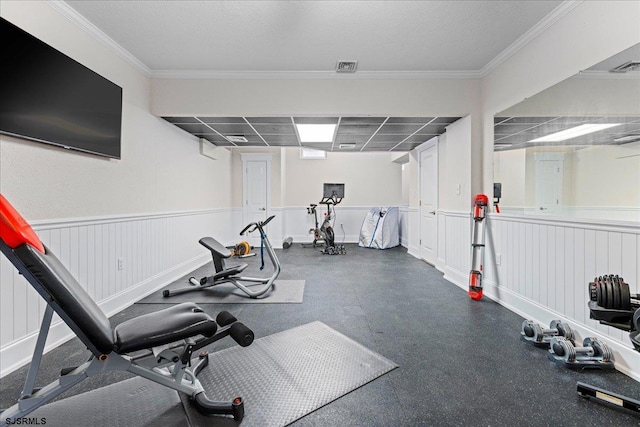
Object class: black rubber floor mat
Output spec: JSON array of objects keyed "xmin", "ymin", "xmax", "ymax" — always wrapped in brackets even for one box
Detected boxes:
[
  {"xmin": 182, "ymin": 321, "xmax": 398, "ymax": 427},
  {"xmin": 26, "ymin": 376, "xmax": 187, "ymax": 427}
]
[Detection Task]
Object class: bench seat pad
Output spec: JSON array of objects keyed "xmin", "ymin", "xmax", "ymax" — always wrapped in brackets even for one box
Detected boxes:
[{"xmin": 114, "ymin": 302, "xmax": 217, "ymax": 353}]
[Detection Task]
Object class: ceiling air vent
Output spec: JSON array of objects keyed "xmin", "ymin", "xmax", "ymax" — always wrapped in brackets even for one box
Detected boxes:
[
  {"xmin": 336, "ymin": 60, "xmax": 358, "ymax": 73},
  {"xmin": 610, "ymin": 61, "xmax": 640, "ymax": 73},
  {"xmin": 339, "ymin": 143, "xmax": 356, "ymax": 149},
  {"xmin": 226, "ymin": 135, "xmax": 248, "ymax": 143}
]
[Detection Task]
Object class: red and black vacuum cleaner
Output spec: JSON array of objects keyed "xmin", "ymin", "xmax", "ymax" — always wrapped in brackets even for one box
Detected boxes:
[{"xmin": 469, "ymin": 194, "xmax": 488, "ymax": 300}]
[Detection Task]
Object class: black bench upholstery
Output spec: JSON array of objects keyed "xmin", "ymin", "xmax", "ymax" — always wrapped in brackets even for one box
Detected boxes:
[{"xmin": 114, "ymin": 302, "xmax": 217, "ymax": 353}]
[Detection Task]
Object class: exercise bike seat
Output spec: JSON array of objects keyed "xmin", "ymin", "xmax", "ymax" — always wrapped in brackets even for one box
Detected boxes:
[{"xmin": 199, "ymin": 237, "xmax": 232, "ymax": 258}]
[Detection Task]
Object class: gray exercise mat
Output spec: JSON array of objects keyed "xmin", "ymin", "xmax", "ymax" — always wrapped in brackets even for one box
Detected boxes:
[
  {"xmin": 26, "ymin": 376, "xmax": 187, "ymax": 427},
  {"xmin": 184, "ymin": 321, "xmax": 398, "ymax": 427},
  {"xmin": 139, "ymin": 279, "xmax": 305, "ymax": 304}
]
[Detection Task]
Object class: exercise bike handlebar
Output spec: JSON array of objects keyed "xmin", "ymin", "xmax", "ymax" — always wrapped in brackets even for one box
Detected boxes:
[{"xmin": 239, "ymin": 215, "xmax": 276, "ymax": 236}]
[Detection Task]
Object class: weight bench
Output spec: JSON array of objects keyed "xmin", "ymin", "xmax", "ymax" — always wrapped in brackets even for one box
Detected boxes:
[{"xmin": 0, "ymin": 194, "xmax": 254, "ymax": 426}]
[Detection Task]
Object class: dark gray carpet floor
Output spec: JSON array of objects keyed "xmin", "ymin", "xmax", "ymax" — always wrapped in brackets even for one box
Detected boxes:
[{"xmin": 1, "ymin": 244, "xmax": 638, "ymax": 426}]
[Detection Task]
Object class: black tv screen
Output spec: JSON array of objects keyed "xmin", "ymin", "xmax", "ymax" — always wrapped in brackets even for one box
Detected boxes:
[
  {"xmin": 323, "ymin": 183, "xmax": 345, "ymax": 198},
  {"xmin": 0, "ymin": 18, "xmax": 122, "ymax": 159}
]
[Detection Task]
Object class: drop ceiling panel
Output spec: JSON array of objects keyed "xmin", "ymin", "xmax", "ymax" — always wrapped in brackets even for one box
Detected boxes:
[
  {"xmin": 369, "ymin": 134, "xmax": 410, "ymax": 143},
  {"xmin": 340, "ymin": 117, "xmax": 387, "ymax": 125},
  {"xmin": 163, "ymin": 116, "xmax": 462, "ymax": 151},
  {"xmin": 335, "ymin": 134, "xmax": 373, "ymax": 144},
  {"xmin": 173, "ymin": 123, "xmax": 219, "ymax": 134},
  {"xmin": 163, "ymin": 117, "xmax": 201, "ymax": 124},
  {"xmin": 494, "ymin": 115, "xmax": 640, "ymax": 150},
  {"xmin": 377, "ymin": 124, "xmax": 424, "ymax": 134},
  {"xmin": 246, "ymin": 117, "xmax": 294, "ymax": 124},
  {"xmin": 336, "ymin": 124, "xmax": 380, "ymax": 135},
  {"xmin": 207, "ymin": 124, "xmax": 258, "ymax": 135},
  {"xmin": 262, "ymin": 134, "xmax": 299, "ymax": 144},
  {"xmin": 386, "ymin": 117, "xmax": 433, "ymax": 124},
  {"xmin": 251, "ymin": 124, "xmax": 296, "ymax": 134},
  {"xmin": 198, "ymin": 117, "xmax": 247, "ymax": 124}
]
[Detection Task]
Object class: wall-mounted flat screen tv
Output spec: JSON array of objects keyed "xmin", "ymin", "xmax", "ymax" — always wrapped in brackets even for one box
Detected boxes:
[{"xmin": 0, "ymin": 17, "xmax": 122, "ymax": 159}]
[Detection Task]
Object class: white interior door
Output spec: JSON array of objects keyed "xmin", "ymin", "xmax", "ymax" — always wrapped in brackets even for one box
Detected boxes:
[
  {"xmin": 535, "ymin": 158, "xmax": 563, "ymax": 214},
  {"xmin": 242, "ymin": 155, "xmax": 271, "ymax": 246},
  {"xmin": 420, "ymin": 142, "xmax": 438, "ymax": 265}
]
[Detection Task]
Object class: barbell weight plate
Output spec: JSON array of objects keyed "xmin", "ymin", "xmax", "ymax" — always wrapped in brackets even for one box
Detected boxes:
[
  {"xmin": 612, "ymin": 278, "xmax": 622, "ymax": 310},
  {"xmin": 620, "ymin": 281, "xmax": 631, "ymax": 311},
  {"xmin": 596, "ymin": 280, "xmax": 605, "ymax": 307}
]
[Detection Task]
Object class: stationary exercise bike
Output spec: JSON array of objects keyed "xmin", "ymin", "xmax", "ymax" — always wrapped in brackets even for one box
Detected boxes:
[
  {"xmin": 164, "ymin": 215, "xmax": 281, "ymax": 298},
  {"xmin": 303, "ymin": 183, "xmax": 346, "ymax": 255}
]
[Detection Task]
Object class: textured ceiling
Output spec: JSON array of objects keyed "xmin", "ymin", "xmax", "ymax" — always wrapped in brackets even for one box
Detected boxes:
[
  {"xmin": 65, "ymin": 0, "xmax": 562, "ymax": 73},
  {"xmin": 494, "ymin": 116, "xmax": 640, "ymax": 151},
  {"xmin": 164, "ymin": 116, "xmax": 460, "ymax": 151}
]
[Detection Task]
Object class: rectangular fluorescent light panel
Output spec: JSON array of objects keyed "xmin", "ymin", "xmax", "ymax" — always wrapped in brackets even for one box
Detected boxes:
[
  {"xmin": 530, "ymin": 123, "xmax": 621, "ymax": 142},
  {"xmin": 296, "ymin": 124, "xmax": 336, "ymax": 143}
]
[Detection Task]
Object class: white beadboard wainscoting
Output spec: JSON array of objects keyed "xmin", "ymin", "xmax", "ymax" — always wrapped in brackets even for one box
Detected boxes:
[
  {"xmin": 280, "ymin": 205, "xmax": 387, "ymax": 246},
  {"xmin": 0, "ymin": 208, "xmax": 235, "ymax": 377},
  {"xmin": 482, "ymin": 214, "xmax": 640, "ymax": 380},
  {"xmin": 410, "ymin": 210, "xmax": 639, "ymax": 381}
]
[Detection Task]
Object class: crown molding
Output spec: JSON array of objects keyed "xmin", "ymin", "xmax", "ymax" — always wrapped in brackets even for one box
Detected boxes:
[
  {"xmin": 149, "ymin": 69, "xmax": 482, "ymax": 80},
  {"xmin": 480, "ymin": 0, "xmax": 583, "ymax": 77},
  {"xmin": 47, "ymin": 1, "xmax": 151, "ymax": 77}
]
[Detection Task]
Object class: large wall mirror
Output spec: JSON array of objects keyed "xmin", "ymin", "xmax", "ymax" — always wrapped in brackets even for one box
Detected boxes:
[{"xmin": 493, "ymin": 43, "xmax": 640, "ymax": 222}]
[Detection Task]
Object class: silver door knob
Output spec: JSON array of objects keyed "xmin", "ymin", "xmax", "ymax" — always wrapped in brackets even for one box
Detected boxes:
[
  {"xmin": 259, "ymin": 207, "xmax": 266, "ymax": 211},
  {"xmin": 429, "ymin": 211, "xmax": 436, "ymax": 215}
]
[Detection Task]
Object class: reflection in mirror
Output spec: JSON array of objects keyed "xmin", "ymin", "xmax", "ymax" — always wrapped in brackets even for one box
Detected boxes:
[{"xmin": 493, "ymin": 43, "xmax": 640, "ymax": 222}]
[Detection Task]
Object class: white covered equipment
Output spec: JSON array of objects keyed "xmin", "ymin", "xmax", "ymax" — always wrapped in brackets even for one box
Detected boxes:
[{"xmin": 358, "ymin": 207, "xmax": 400, "ymax": 249}]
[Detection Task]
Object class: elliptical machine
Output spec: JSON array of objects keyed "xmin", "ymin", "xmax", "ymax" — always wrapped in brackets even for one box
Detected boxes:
[{"xmin": 303, "ymin": 183, "xmax": 346, "ymax": 255}]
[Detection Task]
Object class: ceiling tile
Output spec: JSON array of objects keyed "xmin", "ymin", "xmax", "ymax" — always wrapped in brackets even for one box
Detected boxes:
[
  {"xmin": 163, "ymin": 116, "xmax": 201, "ymax": 124},
  {"xmin": 246, "ymin": 117, "xmax": 293, "ymax": 124},
  {"xmin": 206, "ymin": 124, "xmax": 257, "ymax": 135},
  {"xmin": 251, "ymin": 124, "xmax": 296, "ymax": 134},
  {"xmin": 336, "ymin": 124, "xmax": 380, "ymax": 135},
  {"xmin": 339, "ymin": 117, "xmax": 387, "ymax": 125},
  {"xmin": 377, "ymin": 124, "xmax": 424, "ymax": 134},
  {"xmin": 262, "ymin": 134, "xmax": 299, "ymax": 144},
  {"xmin": 386, "ymin": 117, "xmax": 433, "ymax": 124},
  {"xmin": 173, "ymin": 123, "xmax": 218, "ymax": 134},
  {"xmin": 197, "ymin": 117, "xmax": 247, "ymax": 124},
  {"xmin": 370, "ymin": 134, "xmax": 409, "ymax": 143},
  {"xmin": 335, "ymin": 134, "xmax": 372, "ymax": 143}
]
